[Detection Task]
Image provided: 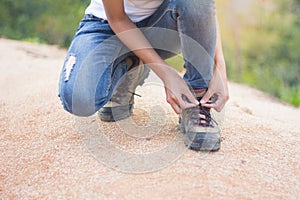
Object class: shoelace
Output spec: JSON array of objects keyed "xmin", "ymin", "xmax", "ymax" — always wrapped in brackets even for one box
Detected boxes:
[
  {"xmin": 111, "ymin": 86, "xmax": 142, "ymax": 103},
  {"xmin": 190, "ymin": 105, "xmax": 216, "ymax": 127},
  {"xmin": 128, "ymin": 91, "xmax": 142, "ymax": 97}
]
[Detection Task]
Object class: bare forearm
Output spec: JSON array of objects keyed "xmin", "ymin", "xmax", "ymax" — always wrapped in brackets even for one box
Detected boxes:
[
  {"xmin": 200, "ymin": 16, "xmax": 229, "ymax": 111},
  {"xmin": 214, "ymin": 16, "xmax": 227, "ymax": 79},
  {"xmin": 102, "ymin": 0, "xmax": 198, "ymax": 112},
  {"xmin": 107, "ymin": 17, "xmax": 173, "ymax": 81}
]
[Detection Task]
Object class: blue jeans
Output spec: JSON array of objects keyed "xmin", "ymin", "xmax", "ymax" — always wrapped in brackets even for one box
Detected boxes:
[{"xmin": 59, "ymin": 0, "xmax": 216, "ymax": 116}]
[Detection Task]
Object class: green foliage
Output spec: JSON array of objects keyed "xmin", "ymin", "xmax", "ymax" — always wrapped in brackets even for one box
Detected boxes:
[
  {"xmin": 166, "ymin": 54, "xmax": 184, "ymax": 72},
  {"xmin": 0, "ymin": 0, "xmax": 46, "ymax": 39},
  {"xmin": 0, "ymin": 0, "xmax": 88, "ymax": 46},
  {"xmin": 0, "ymin": 0, "xmax": 299, "ymax": 106},
  {"xmin": 218, "ymin": 0, "xmax": 300, "ymax": 107}
]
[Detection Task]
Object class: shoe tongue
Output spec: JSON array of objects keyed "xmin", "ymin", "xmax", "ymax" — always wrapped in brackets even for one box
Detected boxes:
[
  {"xmin": 127, "ymin": 56, "xmax": 140, "ymax": 71},
  {"xmin": 193, "ymin": 88, "xmax": 207, "ymax": 101}
]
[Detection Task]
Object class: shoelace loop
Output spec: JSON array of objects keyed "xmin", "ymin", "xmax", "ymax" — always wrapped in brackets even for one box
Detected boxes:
[{"xmin": 190, "ymin": 105, "xmax": 214, "ymax": 127}]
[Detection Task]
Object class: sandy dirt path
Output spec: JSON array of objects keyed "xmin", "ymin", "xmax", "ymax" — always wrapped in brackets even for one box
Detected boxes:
[{"xmin": 0, "ymin": 38, "xmax": 299, "ymax": 199}]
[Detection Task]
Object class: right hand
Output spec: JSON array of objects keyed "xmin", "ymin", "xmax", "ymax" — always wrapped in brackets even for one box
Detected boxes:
[{"xmin": 162, "ymin": 68, "xmax": 199, "ymax": 114}]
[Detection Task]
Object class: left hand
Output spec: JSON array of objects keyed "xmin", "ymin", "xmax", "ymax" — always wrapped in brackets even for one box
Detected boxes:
[
  {"xmin": 201, "ymin": 16, "xmax": 229, "ymax": 112},
  {"xmin": 200, "ymin": 65, "xmax": 229, "ymax": 112}
]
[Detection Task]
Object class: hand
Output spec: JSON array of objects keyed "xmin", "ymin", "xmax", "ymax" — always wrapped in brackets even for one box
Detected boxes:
[
  {"xmin": 162, "ymin": 68, "xmax": 199, "ymax": 114},
  {"xmin": 200, "ymin": 66, "xmax": 229, "ymax": 112}
]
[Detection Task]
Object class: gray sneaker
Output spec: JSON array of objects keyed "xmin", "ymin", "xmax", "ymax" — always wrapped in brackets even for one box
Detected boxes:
[
  {"xmin": 179, "ymin": 89, "xmax": 221, "ymax": 151},
  {"xmin": 98, "ymin": 57, "xmax": 150, "ymax": 122}
]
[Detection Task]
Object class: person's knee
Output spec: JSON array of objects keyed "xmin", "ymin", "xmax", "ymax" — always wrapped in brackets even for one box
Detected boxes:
[
  {"xmin": 172, "ymin": 0, "xmax": 215, "ymax": 15},
  {"xmin": 59, "ymin": 53, "xmax": 112, "ymax": 116},
  {"xmin": 71, "ymin": 94, "xmax": 99, "ymax": 117},
  {"xmin": 59, "ymin": 82, "xmax": 102, "ymax": 117},
  {"xmin": 58, "ymin": 80, "xmax": 73, "ymax": 113}
]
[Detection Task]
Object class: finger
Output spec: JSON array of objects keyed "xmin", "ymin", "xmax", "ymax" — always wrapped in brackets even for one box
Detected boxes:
[
  {"xmin": 183, "ymin": 91, "xmax": 199, "ymax": 105},
  {"xmin": 181, "ymin": 94, "xmax": 198, "ymax": 109},
  {"xmin": 200, "ymin": 90, "xmax": 212, "ymax": 105},
  {"xmin": 201, "ymin": 102, "xmax": 215, "ymax": 109},
  {"xmin": 179, "ymin": 97, "xmax": 198, "ymax": 110},
  {"xmin": 184, "ymin": 102, "xmax": 199, "ymax": 109},
  {"xmin": 169, "ymin": 99, "xmax": 182, "ymax": 114},
  {"xmin": 166, "ymin": 92, "xmax": 182, "ymax": 114},
  {"xmin": 202, "ymin": 98, "xmax": 225, "ymax": 112}
]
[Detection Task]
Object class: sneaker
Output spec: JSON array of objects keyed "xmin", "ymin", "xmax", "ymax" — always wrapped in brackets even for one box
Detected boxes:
[
  {"xmin": 179, "ymin": 89, "xmax": 221, "ymax": 151},
  {"xmin": 98, "ymin": 57, "xmax": 150, "ymax": 122}
]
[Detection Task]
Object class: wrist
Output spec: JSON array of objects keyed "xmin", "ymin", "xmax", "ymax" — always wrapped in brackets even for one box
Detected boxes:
[
  {"xmin": 213, "ymin": 62, "xmax": 228, "ymax": 82},
  {"xmin": 214, "ymin": 51, "xmax": 224, "ymax": 63}
]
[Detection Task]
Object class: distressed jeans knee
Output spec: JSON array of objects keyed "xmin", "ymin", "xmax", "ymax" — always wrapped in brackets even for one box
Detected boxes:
[
  {"xmin": 58, "ymin": 14, "xmax": 137, "ymax": 117},
  {"xmin": 59, "ymin": 55, "xmax": 114, "ymax": 117}
]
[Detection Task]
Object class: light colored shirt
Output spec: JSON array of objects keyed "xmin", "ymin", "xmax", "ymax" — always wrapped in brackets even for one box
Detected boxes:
[{"xmin": 85, "ymin": 0, "xmax": 163, "ymax": 22}]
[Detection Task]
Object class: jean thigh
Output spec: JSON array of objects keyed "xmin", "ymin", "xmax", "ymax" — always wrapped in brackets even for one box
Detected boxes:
[{"xmin": 59, "ymin": 17, "xmax": 120, "ymax": 116}]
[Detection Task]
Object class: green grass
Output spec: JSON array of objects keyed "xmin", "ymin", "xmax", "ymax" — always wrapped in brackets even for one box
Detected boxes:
[
  {"xmin": 22, "ymin": 37, "xmax": 45, "ymax": 44},
  {"xmin": 280, "ymin": 86, "xmax": 300, "ymax": 107},
  {"xmin": 165, "ymin": 54, "xmax": 185, "ymax": 72}
]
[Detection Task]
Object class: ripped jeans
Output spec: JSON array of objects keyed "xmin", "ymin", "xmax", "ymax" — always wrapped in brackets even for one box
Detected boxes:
[{"xmin": 58, "ymin": 0, "xmax": 217, "ymax": 116}]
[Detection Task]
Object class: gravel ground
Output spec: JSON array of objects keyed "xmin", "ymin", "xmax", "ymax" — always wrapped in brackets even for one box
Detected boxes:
[{"xmin": 0, "ymin": 38, "xmax": 299, "ymax": 199}]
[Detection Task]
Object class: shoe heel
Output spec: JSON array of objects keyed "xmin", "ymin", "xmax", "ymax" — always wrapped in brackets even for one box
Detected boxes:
[{"xmin": 98, "ymin": 104, "xmax": 133, "ymax": 122}]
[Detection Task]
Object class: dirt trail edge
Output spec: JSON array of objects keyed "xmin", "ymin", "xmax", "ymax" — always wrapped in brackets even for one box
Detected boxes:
[{"xmin": 0, "ymin": 38, "xmax": 299, "ymax": 199}]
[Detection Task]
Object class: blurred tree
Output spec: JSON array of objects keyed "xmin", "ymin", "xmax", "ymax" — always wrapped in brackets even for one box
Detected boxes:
[
  {"xmin": 218, "ymin": 0, "xmax": 300, "ymax": 106},
  {"xmin": 0, "ymin": 0, "xmax": 299, "ymax": 106},
  {"xmin": 0, "ymin": 0, "xmax": 47, "ymax": 39},
  {"xmin": 35, "ymin": 0, "xmax": 88, "ymax": 46},
  {"xmin": 0, "ymin": 0, "xmax": 88, "ymax": 46}
]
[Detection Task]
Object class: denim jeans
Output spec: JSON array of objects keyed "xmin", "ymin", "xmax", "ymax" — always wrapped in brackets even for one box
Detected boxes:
[{"xmin": 59, "ymin": 0, "xmax": 216, "ymax": 116}]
